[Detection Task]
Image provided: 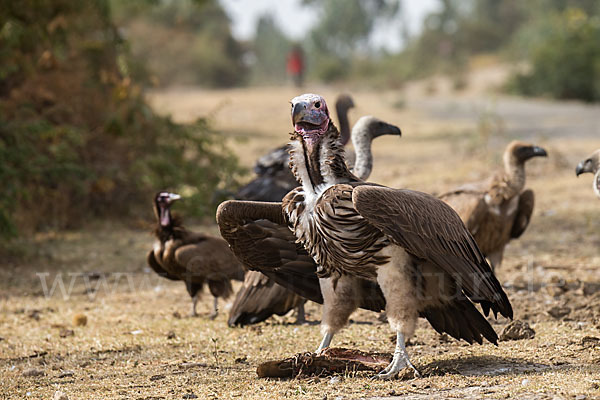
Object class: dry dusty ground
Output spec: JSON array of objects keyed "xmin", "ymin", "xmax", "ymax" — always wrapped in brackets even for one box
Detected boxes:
[{"xmin": 1, "ymin": 78, "xmax": 600, "ymax": 399}]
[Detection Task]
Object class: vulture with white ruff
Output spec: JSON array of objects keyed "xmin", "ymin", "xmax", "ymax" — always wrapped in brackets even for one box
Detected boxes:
[
  {"xmin": 148, "ymin": 192, "xmax": 244, "ymax": 318},
  {"xmin": 235, "ymin": 94, "xmax": 355, "ymax": 202},
  {"xmin": 575, "ymin": 149, "xmax": 600, "ymax": 199},
  {"xmin": 228, "ymin": 115, "xmax": 402, "ymax": 327},
  {"xmin": 439, "ymin": 141, "xmax": 547, "ymax": 270},
  {"xmin": 217, "ymin": 94, "xmax": 512, "ymax": 379}
]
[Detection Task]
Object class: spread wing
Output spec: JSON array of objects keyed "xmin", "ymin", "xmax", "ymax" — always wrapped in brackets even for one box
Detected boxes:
[
  {"xmin": 216, "ymin": 200, "xmax": 323, "ymax": 304},
  {"xmin": 352, "ymin": 185, "xmax": 513, "ymax": 319},
  {"xmin": 217, "ymin": 200, "xmax": 386, "ymax": 312},
  {"xmin": 227, "ymin": 271, "xmax": 305, "ymax": 326},
  {"xmin": 510, "ymin": 189, "xmax": 534, "ymax": 238}
]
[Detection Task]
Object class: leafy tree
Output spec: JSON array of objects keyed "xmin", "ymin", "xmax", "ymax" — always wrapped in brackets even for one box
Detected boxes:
[
  {"xmin": 302, "ymin": 0, "xmax": 401, "ymax": 81},
  {"xmin": 509, "ymin": 7, "xmax": 600, "ymax": 101},
  {"xmin": 0, "ymin": 0, "xmax": 243, "ymax": 240},
  {"xmin": 110, "ymin": 0, "xmax": 247, "ymax": 87}
]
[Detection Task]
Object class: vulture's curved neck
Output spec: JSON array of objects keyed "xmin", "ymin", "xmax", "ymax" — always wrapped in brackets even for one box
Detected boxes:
[
  {"xmin": 289, "ymin": 124, "xmax": 356, "ymax": 197},
  {"xmin": 351, "ymin": 130, "xmax": 373, "ymax": 181},
  {"xmin": 336, "ymin": 105, "xmax": 351, "ymax": 146},
  {"xmin": 504, "ymin": 157, "xmax": 526, "ymax": 192}
]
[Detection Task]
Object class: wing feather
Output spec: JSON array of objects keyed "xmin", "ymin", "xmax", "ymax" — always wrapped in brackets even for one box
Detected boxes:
[
  {"xmin": 510, "ymin": 189, "xmax": 534, "ymax": 238},
  {"xmin": 217, "ymin": 200, "xmax": 323, "ymax": 304},
  {"xmin": 146, "ymin": 251, "xmax": 180, "ymax": 281},
  {"xmin": 217, "ymin": 200, "xmax": 386, "ymax": 312},
  {"xmin": 352, "ymin": 185, "xmax": 512, "ymax": 319},
  {"xmin": 227, "ymin": 271, "xmax": 305, "ymax": 326}
]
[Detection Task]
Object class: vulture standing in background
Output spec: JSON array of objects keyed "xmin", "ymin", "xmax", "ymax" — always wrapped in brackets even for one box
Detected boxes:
[
  {"xmin": 235, "ymin": 94, "xmax": 355, "ymax": 202},
  {"xmin": 148, "ymin": 192, "xmax": 244, "ymax": 318},
  {"xmin": 218, "ymin": 94, "xmax": 512, "ymax": 379},
  {"xmin": 228, "ymin": 115, "xmax": 402, "ymax": 327},
  {"xmin": 575, "ymin": 149, "xmax": 600, "ymax": 198},
  {"xmin": 439, "ymin": 141, "xmax": 547, "ymax": 270}
]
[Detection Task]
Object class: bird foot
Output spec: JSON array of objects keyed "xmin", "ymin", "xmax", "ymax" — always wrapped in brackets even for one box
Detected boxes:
[
  {"xmin": 208, "ymin": 312, "xmax": 218, "ymax": 320},
  {"xmin": 293, "ymin": 315, "xmax": 307, "ymax": 325},
  {"xmin": 373, "ymin": 355, "xmax": 421, "ymax": 380},
  {"xmin": 373, "ymin": 331, "xmax": 422, "ymax": 380},
  {"xmin": 373, "ymin": 369, "xmax": 397, "ymax": 380},
  {"xmin": 373, "ymin": 365, "xmax": 421, "ymax": 381}
]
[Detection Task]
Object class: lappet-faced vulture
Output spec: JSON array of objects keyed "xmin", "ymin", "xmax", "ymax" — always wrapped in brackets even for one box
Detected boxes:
[
  {"xmin": 235, "ymin": 94, "xmax": 355, "ymax": 202},
  {"xmin": 439, "ymin": 141, "xmax": 547, "ymax": 269},
  {"xmin": 148, "ymin": 192, "xmax": 244, "ymax": 318},
  {"xmin": 227, "ymin": 115, "xmax": 401, "ymax": 327},
  {"xmin": 575, "ymin": 149, "xmax": 600, "ymax": 199},
  {"xmin": 217, "ymin": 94, "xmax": 512, "ymax": 379}
]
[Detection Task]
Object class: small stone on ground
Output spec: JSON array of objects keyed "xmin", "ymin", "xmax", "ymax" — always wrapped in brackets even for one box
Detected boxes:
[{"xmin": 500, "ymin": 320, "xmax": 536, "ymax": 341}]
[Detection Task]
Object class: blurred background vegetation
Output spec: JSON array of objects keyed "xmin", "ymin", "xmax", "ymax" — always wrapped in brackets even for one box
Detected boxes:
[
  {"xmin": 1, "ymin": 0, "xmax": 599, "ymax": 244},
  {"xmin": 0, "ymin": 0, "xmax": 243, "ymax": 244}
]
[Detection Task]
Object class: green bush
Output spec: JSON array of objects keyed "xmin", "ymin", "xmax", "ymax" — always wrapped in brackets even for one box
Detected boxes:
[
  {"xmin": 0, "ymin": 0, "xmax": 243, "ymax": 239},
  {"xmin": 509, "ymin": 8, "xmax": 600, "ymax": 102}
]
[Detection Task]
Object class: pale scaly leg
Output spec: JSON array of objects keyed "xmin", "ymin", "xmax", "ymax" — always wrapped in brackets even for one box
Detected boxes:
[
  {"xmin": 375, "ymin": 332, "xmax": 421, "ymax": 380},
  {"xmin": 374, "ymin": 248, "xmax": 421, "ymax": 380},
  {"xmin": 208, "ymin": 297, "xmax": 218, "ymax": 320},
  {"xmin": 294, "ymin": 302, "xmax": 306, "ymax": 324},
  {"xmin": 316, "ymin": 276, "xmax": 359, "ymax": 353},
  {"xmin": 316, "ymin": 331, "xmax": 334, "ymax": 353},
  {"xmin": 190, "ymin": 295, "xmax": 199, "ymax": 317}
]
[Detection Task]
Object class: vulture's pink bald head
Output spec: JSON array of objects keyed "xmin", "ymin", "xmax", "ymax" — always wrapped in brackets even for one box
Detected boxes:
[{"xmin": 291, "ymin": 93, "xmax": 330, "ymax": 147}]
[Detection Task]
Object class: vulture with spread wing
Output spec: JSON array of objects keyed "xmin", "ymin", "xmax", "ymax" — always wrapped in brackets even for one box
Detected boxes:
[
  {"xmin": 148, "ymin": 192, "xmax": 244, "ymax": 317},
  {"xmin": 439, "ymin": 141, "xmax": 547, "ymax": 269},
  {"xmin": 218, "ymin": 94, "xmax": 512, "ymax": 379},
  {"xmin": 227, "ymin": 115, "xmax": 402, "ymax": 327},
  {"xmin": 230, "ymin": 94, "xmax": 354, "ymax": 327},
  {"xmin": 576, "ymin": 149, "xmax": 600, "ymax": 199}
]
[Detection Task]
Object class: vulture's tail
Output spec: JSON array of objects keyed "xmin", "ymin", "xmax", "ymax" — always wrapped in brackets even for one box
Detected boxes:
[{"xmin": 421, "ymin": 298, "xmax": 499, "ymax": 345}]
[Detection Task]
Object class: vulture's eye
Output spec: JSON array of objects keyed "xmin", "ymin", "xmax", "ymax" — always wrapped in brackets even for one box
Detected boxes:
[{"xmin": 315, "ymin": 101, "xmax": 321, "ymax": 108}]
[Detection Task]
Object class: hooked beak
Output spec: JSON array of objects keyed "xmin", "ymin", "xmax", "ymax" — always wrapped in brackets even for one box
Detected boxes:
[
  {"xmin": 576, "ymin": 160, "xmax": 592, "ymax": 176},
  {"xmin": 168, "ymin": 193, "xmax": 181, "ymax": 202},
  {"xmin": 373, "ymin": 122, "xmax": 402, "ymax": 139},
  {"xmin": 531, "ymin": 146, "xmax": 548, "ymax": 158},
  {"xmin": 292, "ymin": 101, "xmax": 329, "ymax": 128}
]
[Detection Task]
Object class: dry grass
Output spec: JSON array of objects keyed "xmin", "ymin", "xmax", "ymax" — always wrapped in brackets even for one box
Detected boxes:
[{"xmin": 2, "ymin": 83, "xmax": 600, "ymax": 399}]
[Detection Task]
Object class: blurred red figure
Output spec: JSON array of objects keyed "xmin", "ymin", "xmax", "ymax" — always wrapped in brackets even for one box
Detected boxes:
[{"xmin": 286, "ymin": 45, "xmax": 305, "ymax": 87}]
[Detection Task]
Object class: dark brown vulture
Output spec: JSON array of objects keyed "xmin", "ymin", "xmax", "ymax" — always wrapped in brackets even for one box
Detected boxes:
[
  {"xmin": 148, "ymin": 192, "xmax": 244, "ymax": 318},
  {"xmin": 575, "ymin": 149, "xmax": 600, "ymax": 199},
  {"xmin": 227, "ymin": 116, "xmax": 401, "ymax": 327},
  {"xmin": 235, "ymin": 94, "xmax": 355, "ymax": 202},
  {"xmin": 439, "ymin": 141, "xmax": 547, "ymax": 269},
  {"xmin": 217, "ymin": 93, "xmax": 512, "ymax": 379}
]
